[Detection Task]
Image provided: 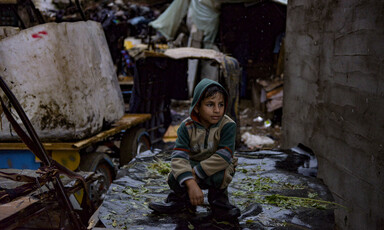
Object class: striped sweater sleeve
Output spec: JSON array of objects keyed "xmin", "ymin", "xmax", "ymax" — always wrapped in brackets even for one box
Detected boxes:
[
  {"xmin": 193, "ymin": 122, "xmax": 236, "ymax": 179},
  {"xmin": 171, "ymin": 122, "xmax": 193, "ymax": 186}
]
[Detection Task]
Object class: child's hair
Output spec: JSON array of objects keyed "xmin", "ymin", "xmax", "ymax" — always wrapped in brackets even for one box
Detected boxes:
[{"xmin": 199, "ymin": 85, "xmax": 227, "ymax": 106}]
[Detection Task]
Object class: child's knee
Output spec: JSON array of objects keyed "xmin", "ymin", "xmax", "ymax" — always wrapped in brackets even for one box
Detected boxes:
[
  {"xmin": 220, "ymin": 163, "xmax": 236, "ymax": 189},
  {"xmin": 208, "ymin": 165, "xmax": 235, "ymax": 189}
]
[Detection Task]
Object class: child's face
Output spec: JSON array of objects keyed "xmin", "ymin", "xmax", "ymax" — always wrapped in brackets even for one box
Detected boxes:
[{"xmin": 194, "ymin": 92, "xmax": 225, "ymax": 128}]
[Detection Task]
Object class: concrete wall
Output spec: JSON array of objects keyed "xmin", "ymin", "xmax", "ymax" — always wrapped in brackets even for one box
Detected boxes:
[{"xmin": 282, "ymin": 0, "xmax": 384, "ymax": 229}]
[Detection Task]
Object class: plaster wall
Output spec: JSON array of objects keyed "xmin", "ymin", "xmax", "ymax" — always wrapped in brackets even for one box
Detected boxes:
[{"xmin": 282, "ymin": 0, "xmax": 384, "ymax": 229}]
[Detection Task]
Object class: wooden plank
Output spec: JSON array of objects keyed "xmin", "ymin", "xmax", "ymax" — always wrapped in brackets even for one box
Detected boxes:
[
  {"xmin": 0, "ymin": 169, "xmax": 95, "ymax": 190},
  {"xmin": 266, "ymin": 86, "xmax": 283, "ymax": 99},
  {"xmin": 73, "ymin": 114, "xmax": 151, "ymax": 149},
  {"xmin": 118, "ymin": 76, "xmax": 134, "ymax": 85},
  {"xmin": 87, "ymin": 206, "xmax": 101, "ymax": 229},
  {"xmin": 264, "ymin": 80, "xmax": 283, "ymax": 92},
  {"xmin": 0, "ymin": 0, "xmax": 18, "ymax": 4},
  {"xmin": 0, "ymin": 198, "xmax": 48, "ymax": 230},
  {"xmin": 143, "ymin": 50, "xmax": 168, "ymax": 58},
  {"xmin": 163, "ymin": 125, "xmax": 179, "ymax": 143},
  {"xmin": 0, "ymin": 114, "xmax": 151, "ymax": 151},
  {"xmin": 0, "ymin": 142, "xmax": 76, "ymax": 150},
  {"xmin": 0, "ymin": 196, "xmax": 39, "ymax": 221},
  {"xmin": 0, "ymin": 170, "xmax": 97, "ymax": 229}
]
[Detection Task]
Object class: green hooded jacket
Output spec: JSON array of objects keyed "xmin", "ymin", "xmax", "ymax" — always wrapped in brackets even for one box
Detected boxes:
[{"xmin": 171, "ymin": 79, "xmax": 237, "ymax": 189}]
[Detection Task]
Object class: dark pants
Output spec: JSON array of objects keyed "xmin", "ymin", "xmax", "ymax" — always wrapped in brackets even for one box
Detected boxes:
[
  {"xmin": 168, "ymin": 170, "xmax": 226, "ymax": 192},
  {"xmin": 167, "ymin": 169, "xmax": 231, "ymax": 208},
  {"xmin": 168, "ymin": 159, "xmax": 231, "ymax": 191},
  {"xmin": 167, "ymin": 172, "xmax": 240, "ymax": 220}
]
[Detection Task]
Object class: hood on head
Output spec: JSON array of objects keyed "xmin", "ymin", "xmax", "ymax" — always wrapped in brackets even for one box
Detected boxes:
[{"xmin": 189, "ymin": 78, "xmax": 228, "ymax": 122}]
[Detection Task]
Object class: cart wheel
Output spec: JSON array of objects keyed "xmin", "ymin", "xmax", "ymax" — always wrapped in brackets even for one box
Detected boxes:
[
  {"xmin": 89, "ymin": 162, "xmax": 114, "ymax": 204},
  {"xmin": 79, "ymin": 153, "xmax": 115, "ymax": 206},
  {"xmin": 120, "ymin": 127, "xmax": 151, "ymax": 166}
]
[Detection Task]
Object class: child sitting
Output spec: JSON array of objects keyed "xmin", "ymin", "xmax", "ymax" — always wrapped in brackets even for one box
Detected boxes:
[{"xmin": 149, "ymin": 79, "xmax": 240, "ymax": 221}]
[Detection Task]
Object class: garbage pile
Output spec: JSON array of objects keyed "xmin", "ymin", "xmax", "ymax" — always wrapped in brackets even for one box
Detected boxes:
[
  {"xmin": 238, "ymin": 106, "xmax": 283, "ymax": 150},
  {"xmin": 34, "ymin": 0, "xmax": 169, "ymax": 67}
]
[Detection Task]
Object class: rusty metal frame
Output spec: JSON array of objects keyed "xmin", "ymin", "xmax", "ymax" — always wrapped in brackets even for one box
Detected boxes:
[{"xmin": 0, "ymin": 76, "xmax": 87, "ymax": 229}]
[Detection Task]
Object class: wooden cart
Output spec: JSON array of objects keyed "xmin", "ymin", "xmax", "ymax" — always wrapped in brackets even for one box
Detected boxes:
[{"xmin": 0, "ymin": 113, "xmax": 151, "ymax": 204}]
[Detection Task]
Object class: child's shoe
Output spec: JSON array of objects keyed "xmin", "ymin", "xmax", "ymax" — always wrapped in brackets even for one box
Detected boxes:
[
  {"xmin": 149, "ymin": 191, "xmax": 189, "ymax": 214},
  {"xmin": 211, "ymin": 199, "xmax": 241, "ymax": 221},
  {"xmin": 208, "ymin": 188, "xmax": 241, "ymax": 221}
]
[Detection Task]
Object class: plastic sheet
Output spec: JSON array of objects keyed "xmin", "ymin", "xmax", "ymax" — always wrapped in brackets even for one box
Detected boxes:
[
  {"xmin": 148, "ymin": 0, "xmax": 190, "ymax": 40},
  {"xmin": 149, "ymin": 0, "xmax": 220, "ymax": 48},
  {"xmin": 99, "ymin": 147, "xmax": 337, "ymax": 229},
  {"xmin": 188, "ymin": 0, "xmax": 220, "ymax": 48}
]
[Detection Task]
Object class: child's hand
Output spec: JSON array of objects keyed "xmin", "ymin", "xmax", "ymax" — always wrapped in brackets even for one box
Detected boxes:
[{"xmin": 185, "ymin": 179, "xmax": 204, "ymax": 206}]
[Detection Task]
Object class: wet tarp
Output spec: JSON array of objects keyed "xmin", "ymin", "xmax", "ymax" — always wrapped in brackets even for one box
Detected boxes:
[{"xmin": 98, "ymin": 147, "xmax": 341, "ymax": 229}]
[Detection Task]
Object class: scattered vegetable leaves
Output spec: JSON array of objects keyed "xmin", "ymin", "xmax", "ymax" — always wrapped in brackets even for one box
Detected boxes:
[{"xmin": 148, "ymin": 160, "xmax": 171, "ymax": 175}]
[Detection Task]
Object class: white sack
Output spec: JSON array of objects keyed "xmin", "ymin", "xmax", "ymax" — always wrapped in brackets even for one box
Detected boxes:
[
  {"xmin": 0, "ymin": 21, "xmax": 124, "ymax": 141},
  {"xmin": 241, "ymin": 132, "xmax": 275, "ymax": 149}
]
